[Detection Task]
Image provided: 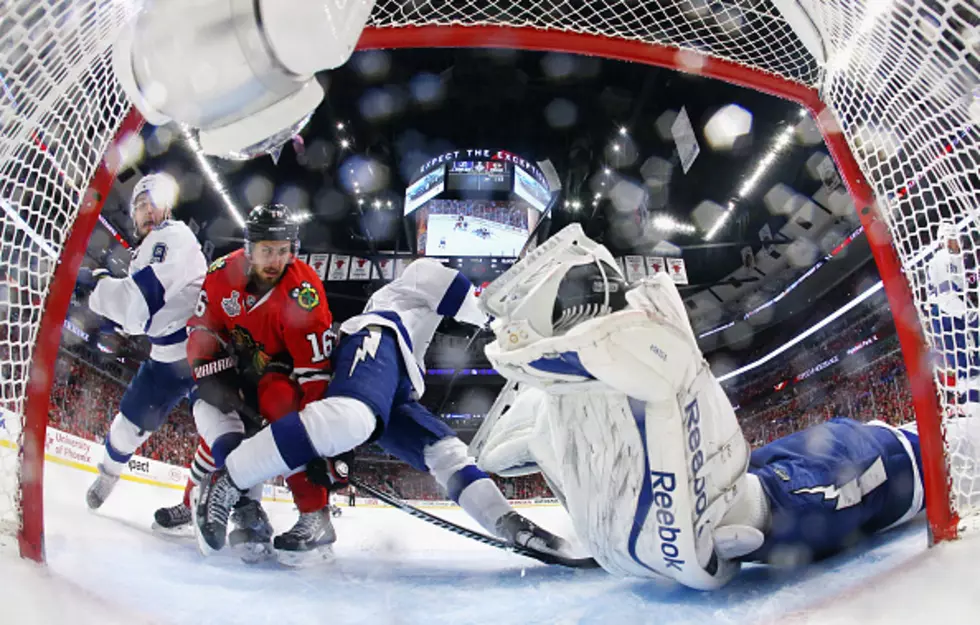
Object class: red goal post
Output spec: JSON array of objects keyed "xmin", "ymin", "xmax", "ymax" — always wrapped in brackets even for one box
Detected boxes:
[{"xmin": 2, "ymin": 0, "xmax": 974, "ymax": 562}]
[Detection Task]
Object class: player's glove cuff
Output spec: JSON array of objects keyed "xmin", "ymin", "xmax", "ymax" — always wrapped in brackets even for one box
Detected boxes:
[{"xmin": 306, "ymin": 452, "xmax": 353, "ymax": 492}]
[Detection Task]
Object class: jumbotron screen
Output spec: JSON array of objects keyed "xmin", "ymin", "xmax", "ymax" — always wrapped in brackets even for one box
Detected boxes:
[{"xmin": 415, "ymin": 199, "xmax": 539, "ymax": 257}]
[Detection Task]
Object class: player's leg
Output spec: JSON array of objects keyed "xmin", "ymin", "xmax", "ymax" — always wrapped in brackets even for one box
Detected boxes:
[
  {"xmin": 86, "ymin": 359, "xmax": 194, "ymax": 509},
  {"xmin": 195, "ymin": 327, "xmax": 390, "ymax": 553},
  {"xmin": 191, "ymin": 397, "xmax": 274, "ymax": 560},
  {"xmin": 731, "ymin": 417, "xmax": 923, "ymax": 566},
  {"xmin": 378, "ymin": 401, "xmax": 575, "ymax": 558},
  {"xmin": 152, "ymin": 438, "xmax": 215, "ymax": 535}
]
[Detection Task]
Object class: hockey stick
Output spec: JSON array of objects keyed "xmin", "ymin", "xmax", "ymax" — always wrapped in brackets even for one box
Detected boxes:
[{"xmin": 349, "ymin": 477, "xmax": 600, "ymax": 569}]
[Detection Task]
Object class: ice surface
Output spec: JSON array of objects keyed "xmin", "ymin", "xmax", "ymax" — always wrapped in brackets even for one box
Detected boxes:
[{"xmin": 4, "ymin": 460, "xmax": 980, "ymax": 624}]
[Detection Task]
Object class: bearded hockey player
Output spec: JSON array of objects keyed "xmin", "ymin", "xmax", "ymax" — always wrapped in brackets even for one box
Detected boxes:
[
  {"xmin": 81, "ymin": 173, "xmax": 206, "ymax": 513},
  {"xmin": 194, "ymin": 258, "xmax": 576, "ymax": 562},
  {"xmin": 468, "ymin": 224, "xmax": 930, "ymax": 590},
  {"xmin": 177, "ymin": 204, "xmax": 336, "ymax": 565}
]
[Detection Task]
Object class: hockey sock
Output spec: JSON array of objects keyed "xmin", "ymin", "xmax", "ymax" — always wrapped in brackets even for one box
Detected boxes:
[
  {"xmin": 185, "ymin": 439, "xmax": 216, "ymax": 507},
  {"xmin": 287, "ymin": 472, "xmax": 328, "ymax": 514},
  {"xmin": 425, "ymin": 437, "xmax": 513, "ymax": 535},
  {"xmin": 453, "ymin": 471, "xmax": 515, "ymax": 536},
  {"xmin": 210, "ymin": 431, "xmax": 245, "ymax": 467},
  {"xmin": 102, "ymin": 412, "xmax": 152, "ymax": 476}
]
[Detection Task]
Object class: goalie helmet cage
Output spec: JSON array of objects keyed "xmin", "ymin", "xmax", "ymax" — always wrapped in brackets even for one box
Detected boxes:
[{"xmin": 2, "ymin": 0, "xmax": 976, "ymax": 561}]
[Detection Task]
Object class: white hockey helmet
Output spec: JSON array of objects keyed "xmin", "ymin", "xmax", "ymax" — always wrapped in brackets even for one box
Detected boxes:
[
  {"xmin": 938, "ymin": 220, "xmax": 959, "ymax": 241},
  {"xmin": 481, "ymin": 224, "xmax": 627, "ymax": 350},
  {"xmin": 130, "ymin": 172, "xmax": 179, "ymax": 222}
]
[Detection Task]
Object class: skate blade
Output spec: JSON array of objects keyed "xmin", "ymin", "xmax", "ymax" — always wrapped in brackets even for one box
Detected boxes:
[
  {"xmin": 275, "ymin": 544, "xmax": 335, "ymax": 568},
  {"xmin": 151, "ymin": 521, "xmax": 194, "ymax": 539},
  {"xmin": 233, "ymin": 541, "xmax": 275, "ymax": 564}
]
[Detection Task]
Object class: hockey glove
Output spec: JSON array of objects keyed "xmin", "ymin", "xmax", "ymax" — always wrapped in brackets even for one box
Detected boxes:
[
  {"xmin": 306, "ymin": 452, "xmax": 353, "ymax": 493},
  {"xmin": 75, "ymin": 267, "xmax": 110, "ymax": 297},
  {"xmin": 193, "ymin": 354, "xmax": 245, "ymax": 415}
]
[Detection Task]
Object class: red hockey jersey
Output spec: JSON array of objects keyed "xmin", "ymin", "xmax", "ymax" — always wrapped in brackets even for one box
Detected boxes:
[{"xmin": 187, "ymin": 249, "xmax": 335, "ymax": 416}]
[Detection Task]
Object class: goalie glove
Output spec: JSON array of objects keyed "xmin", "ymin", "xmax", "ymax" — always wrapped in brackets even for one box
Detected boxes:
[{"xmin": 305, "ymin": 452, "xmax": 353, "ymax": 493}]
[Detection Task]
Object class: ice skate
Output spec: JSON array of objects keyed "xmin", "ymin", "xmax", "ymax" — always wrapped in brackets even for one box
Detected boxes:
[
  {"xmin": 85, "ymin": 464, "xmax": 120, "ymax": 510},
  {"xmin": 495, "ymin": 511, "xmax": 574, "ymax": 559},
  {"xmin": 273, "ymin": 507, "xmax": 337, "ymax": 567},
  {"xmin": 228, "ymin": 497, "xmax": 274, "ymax": 563},
  {"xmin": 152, "ymin": 502, "xmax": 193, "ymax": 537},
  {"xmin": 192, "ymin": 468, "xmax": 243, "ymax": 555}
]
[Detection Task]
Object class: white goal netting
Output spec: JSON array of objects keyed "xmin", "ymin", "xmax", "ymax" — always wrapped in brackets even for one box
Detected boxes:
[
  {"xmin": 0, "ymin": 0, "xmax": 136, "ymax": 553},
  {"xmin": 1, "ymin": 0, "xmax": 978, "ymax": 554}
]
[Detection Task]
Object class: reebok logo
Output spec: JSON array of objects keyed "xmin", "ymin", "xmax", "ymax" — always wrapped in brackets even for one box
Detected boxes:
[{"xmin": 650, "ymin": 470, "xmax": 684, "ymax": 571}]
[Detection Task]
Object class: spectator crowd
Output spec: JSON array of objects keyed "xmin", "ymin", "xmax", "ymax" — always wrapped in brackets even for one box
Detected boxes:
[{"xmin": 40, "ymin": 283, "xmax": 928, "ymax": 502}]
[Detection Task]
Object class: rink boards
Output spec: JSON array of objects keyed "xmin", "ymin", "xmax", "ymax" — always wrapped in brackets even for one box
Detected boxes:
[{"xmin": 0, "ymin": 411, "xmax": 558, "ymax": 510}]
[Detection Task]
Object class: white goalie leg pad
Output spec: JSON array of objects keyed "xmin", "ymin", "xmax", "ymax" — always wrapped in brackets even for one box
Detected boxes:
[
  {"xmin": 473, "ymin": 384, "xmax": 551, "ymax": 478},
  {"xmin": 102, "ymin": 413, "xmax": 153, "ymax": 476},
  {"xmin": 193, "ymin": 400, "xmax": 245, "ymax": 449}
]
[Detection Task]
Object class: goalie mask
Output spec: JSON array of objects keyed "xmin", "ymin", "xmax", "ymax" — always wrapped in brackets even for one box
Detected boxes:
[{"xmin": 481, "ymin": 224, "xmax": 628, "ymax": 350}]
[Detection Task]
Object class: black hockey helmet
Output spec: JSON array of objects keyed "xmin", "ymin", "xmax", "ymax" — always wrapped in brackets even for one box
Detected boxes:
[
  {"xmin": 552, "ymin": 260, "xmax": 628, "ymax": 334},
  {"xmin": 244, "ymin": 203, "xmax": 300, "ymax": 258}
]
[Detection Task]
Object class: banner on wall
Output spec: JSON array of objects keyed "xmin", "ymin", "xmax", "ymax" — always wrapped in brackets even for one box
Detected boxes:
[
  {"xmin": 295, "ymin": 254, "xmax": 309, "ymax": 265},
  {"xmin": 371, "ymin": 258, "xmax": 395, "ymax": 280},
  {"xmin": 646, "ymin": 256, "xmax": 666, "ymax": 275},
  {"xmin": 394, "ymin": 258, "xmax": 411, "ymax": 278},
  {"xmin": 327, "ymin": 255, "xmax": 350, "ymax": 281},
  {"xmin": 666, "ymin": 257, "xmax": 689, "ymax": 285},
  {"xmin": 308, "ymin": 253, "xmax": 330, "ymax": 279},
  {"xmin": 349, "ymin": 257, "xmax": 372, "ymax": 280},
  {"xmin": 623, "ymin": 255, "xmax": 647, "ymax": 282}
]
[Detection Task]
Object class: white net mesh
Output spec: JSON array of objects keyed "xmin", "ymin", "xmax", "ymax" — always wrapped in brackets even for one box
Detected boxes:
[
  {"xmin": 797, "ymin": 1, "xmax": 980, "ymax": 530},
  {"xmin": 0, "ymin": 0, "xmax": 977, "ymax": 552},
  {"xmin": 0, "ymin": 0, "xmax": 134, "ymax": 551}
]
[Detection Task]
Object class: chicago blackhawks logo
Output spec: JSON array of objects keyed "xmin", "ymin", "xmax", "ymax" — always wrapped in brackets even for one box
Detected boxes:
[
  {"xmin": 290, "ymin": 281, "xmax": 320, "ymax": 311},
  {"xmin": 208, "ymin": 255, "xmax": 228, "ymax": 273},
  {"xmin": 230, "ymin": 326, "xmax": 271, "ymax": 377},
  {"xmin": 222, "ymin": 290, "xmax": 242, "ymax": 317}
]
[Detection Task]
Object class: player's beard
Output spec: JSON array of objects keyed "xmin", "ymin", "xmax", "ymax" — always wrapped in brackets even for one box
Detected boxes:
[{"xmin": 251, "ymin": 265, "xmax": 285, "ymax": 291}]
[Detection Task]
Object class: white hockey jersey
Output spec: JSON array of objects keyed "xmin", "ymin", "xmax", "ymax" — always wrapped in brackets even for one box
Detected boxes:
[
  {"xmin": 339, "ymin": 258, "xmax": 488, "ymax": 398},
  {"xmin": 89, "ymin": 220, "xmax": 207, "ymax": 363},
  {"xmin": 926, "ymin": 247, "xmax": 971, "ymax": 317}
]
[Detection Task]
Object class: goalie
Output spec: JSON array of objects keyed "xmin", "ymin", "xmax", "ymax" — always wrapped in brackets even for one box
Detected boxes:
[{"xmin": 470, "ymin": 224, "xmax": 929, "ymax": 590}]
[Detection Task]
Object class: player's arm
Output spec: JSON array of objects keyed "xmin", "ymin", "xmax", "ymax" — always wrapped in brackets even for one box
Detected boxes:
[
  {"xmin": 89, "ymin": 226, "xmax": 206, "ymax": 334},
  {"xmin": 260, "ymin": 278, "xmax": 334, "ymax": 416},
  {"xmin": 185, "ymin": 276, "xmax": 243, "ymax": 414},
  {"xmin": 398, "ymin": 258, "xmax": 489, "ymax": 327}
]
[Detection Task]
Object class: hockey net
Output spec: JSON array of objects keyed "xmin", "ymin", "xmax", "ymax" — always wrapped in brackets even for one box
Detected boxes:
[
  {"xmin": 0, "ymin": 0, "xmax": 977, "ymax": 559},
  {"xmin": 0, "ymin": 0, "xmax": 141, "ymax": 559}
]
